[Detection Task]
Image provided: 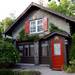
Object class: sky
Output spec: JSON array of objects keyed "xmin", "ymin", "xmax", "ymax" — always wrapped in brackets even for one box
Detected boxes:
[{"xmin": 0, "ymin": 0, "xmax": 38, "ymax": 21}]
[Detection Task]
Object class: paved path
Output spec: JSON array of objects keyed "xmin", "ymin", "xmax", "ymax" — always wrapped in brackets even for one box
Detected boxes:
[{"xmin": 15, "ymin": 64, "xmax": 75, "ymax": 75}]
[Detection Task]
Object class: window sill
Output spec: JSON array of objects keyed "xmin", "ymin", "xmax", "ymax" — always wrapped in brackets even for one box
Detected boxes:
[{"xmin": 30, "ymin": 31, "xmax": 44, "ymax": 35}]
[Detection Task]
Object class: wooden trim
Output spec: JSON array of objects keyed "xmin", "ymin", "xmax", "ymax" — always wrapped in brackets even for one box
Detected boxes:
[
  {"xmin": 63, "ymin": 37, "xmax": 68, "ymax": 65},
  {"xmin": 49, "ymin": 39, "xmax": 52, "ymax": 68}
]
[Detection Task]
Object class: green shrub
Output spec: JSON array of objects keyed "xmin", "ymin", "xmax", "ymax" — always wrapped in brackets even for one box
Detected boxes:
[
  {"xmin": 64, "ymin": 65, "xmax": 75, "ymax": 73},
  {"xmin": 64, "ymin": 60, "xmax": 75, "ymax": 73},
  {"xmin": 64, "ymin": 34, "xmax": 75, "ymax": 73},
  {"xmin": 69, "ymin": 34, "xmax": 75, "ymax": 60},
  {"xmin": 0, "ymin": 39, "xmax": 20, "ymax": 68},
  {"xmin": 0, "ymin": 69, "xmax": 41, "ymax": 75}
]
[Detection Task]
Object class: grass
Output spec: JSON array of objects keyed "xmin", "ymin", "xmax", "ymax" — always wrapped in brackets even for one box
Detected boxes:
[{"xmin": 0, "ymin": 69, "xmax": 41, "ymax": 75}]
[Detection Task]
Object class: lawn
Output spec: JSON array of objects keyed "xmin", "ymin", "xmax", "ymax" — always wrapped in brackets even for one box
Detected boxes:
[{"xmin": 0, "ymin": 69, "xmax": 41, "ymax": 75}]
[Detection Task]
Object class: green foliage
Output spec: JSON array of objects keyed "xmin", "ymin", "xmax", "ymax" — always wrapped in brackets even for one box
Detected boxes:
[
  {"xmin": 28, "ymin": 34, "xmax": 40, "ymax": 41},
  {"xmin": 69, "ymin": 59, "xmax": 75, "ymax": 65},
  {"xmin": 0, "ymin": 32, "xmax": 2, "ymax": 39},
  {"xmin": 64, "ymin": 64, "xmax": 75, "ymax": 73},
  {"xmin": 48, "ymin": 0, "xmax": 75, "ymax": 17},
  {"xmin": 69, "ymin": 34, "xmax": 75, "ymax": 60},
  {"xmin": 19, "ymin": 29, "xmax": 29, "ymax": 41},
  {"xmin": 49, "ymin": 23, "xmax": 64, "ymax": 32},
  {"xmin": 0, "ymin": 70, "xmax": 40, "ymax": 75},
  {"xmin": 19, "ymin": 29, "xmax": 39, "ymax": 41},
  {"xmin": 64, "ymin": 34, "xmax": 75, "ymax": 73},
  {"xmin": 48, "ymin": 1, "xmax": 58, "ymax": 11},
  {"xmin": 0, "ymin": 38, "xmax": 20, "ymax": 68},
  {"xmin": 0, "ymin": 17, "xmax": 15, "ymax": 32}
]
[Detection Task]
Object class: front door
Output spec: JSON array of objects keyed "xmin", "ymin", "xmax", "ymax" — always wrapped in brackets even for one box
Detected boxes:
[{"xmin": 50, "ymin": 37, "xmax": 64, "ymax": 70}]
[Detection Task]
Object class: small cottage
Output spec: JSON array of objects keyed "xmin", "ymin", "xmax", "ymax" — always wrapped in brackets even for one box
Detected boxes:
[{"xmin": 4, "ymin": 2, "xmax": 75, "ymax": 70}]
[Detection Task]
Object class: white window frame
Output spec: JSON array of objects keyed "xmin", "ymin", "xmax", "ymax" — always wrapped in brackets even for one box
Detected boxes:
[{"xmin": 30, "ymin": 19, "xmax": 43, "ymax": 34}]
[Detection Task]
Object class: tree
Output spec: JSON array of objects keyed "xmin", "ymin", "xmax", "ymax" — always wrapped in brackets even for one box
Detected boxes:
[
  {"xmin": 48, "ymin": 0, "xmax": 75, "ymax": 17},
  {"xmin": 0, "ymin": 13, "xmax": 16, "ymax": 34},
  {"xmin": 0, "ymin": 17, "xmax": 15, "ymax": 33}
]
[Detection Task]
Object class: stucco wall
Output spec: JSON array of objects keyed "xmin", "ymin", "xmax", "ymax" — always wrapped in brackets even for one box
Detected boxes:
[
  {"xmin": 12, "ymin": 9, "xmax": 70, "ymax": 39},
  {"xmin": 12, "ymin": 19, "xmax": 25, "ymax": 39},
  {"xmin": 29, "ymin": 9, "xmax": 70, "ymax": 33}
]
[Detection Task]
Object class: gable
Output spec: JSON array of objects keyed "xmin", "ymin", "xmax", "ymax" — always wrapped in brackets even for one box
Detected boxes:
[
  {"xmin": 4, "ymin": 2, "xmax": 75, "ymax": 38},
  {"xmin": 12, "ymin": 9, "xmax": 70, "ymax": 39}
]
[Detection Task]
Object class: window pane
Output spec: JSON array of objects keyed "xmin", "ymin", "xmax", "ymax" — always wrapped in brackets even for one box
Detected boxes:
[
  {"xmin": 37, "ymin": 19, "xmax": 43, "ymax": 32},
  {"xmin": 24, "ymin": 45, "xmax": 29, "ymax": 56},
  {"xmin": 30, "ymin": 26, "xmax": 36, "ymax": 32},
  {"xmin": 37, "ymin": 25, "xmax": 43, "ymax": 32},
  {"xmin": 37, "ymin": 19, "xmax": 42, "ymax": 25},
  {"xmin": 31, "ymin": 21, "xmax": 35, "ymax": 25},
  {"xmin": 30, "ymin": 45, "xmax": 34, "ymax": 56},
  {"xmin": 19, "ymin": 45, "xmax": 23, "ymax": 51},
  {"xmin": 54, "ymin": 43, "xmax": 61, "ymax": 55},
  {"xmin": 41, "ymin": 41, "xmax": 48, "ymax": 56},
  {"xmin": 30, "ymin": 21, "xmax": 36, "ymax": 33},
  {"xmin": 42, "ymin": 45, "xmax": 48, "ymax": 56}
]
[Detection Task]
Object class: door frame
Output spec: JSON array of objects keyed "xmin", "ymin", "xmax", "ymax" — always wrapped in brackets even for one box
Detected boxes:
[{"xmin": 50, "ymin": 36, "xmax": 65, "ymax": 70}]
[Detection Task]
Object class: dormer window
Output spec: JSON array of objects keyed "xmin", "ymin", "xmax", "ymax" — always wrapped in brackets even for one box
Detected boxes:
[{"xmin": 30, "ymin": 19, "xmax": 43, "ymax": 34}]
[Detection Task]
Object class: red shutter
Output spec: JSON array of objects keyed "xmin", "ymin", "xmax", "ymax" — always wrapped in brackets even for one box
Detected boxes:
[
  {"xmin": 24, "ymin": 18, "xmax": 30, "ymax": 34},
  {"xmin": 42, "ymin": 17, "xmax": 48, "ymax": 32}
]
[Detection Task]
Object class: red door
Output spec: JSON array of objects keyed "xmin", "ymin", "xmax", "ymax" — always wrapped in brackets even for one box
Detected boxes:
[{"xmin": 51, "ymin": 37, "xmax": 64, "ymax": 70}]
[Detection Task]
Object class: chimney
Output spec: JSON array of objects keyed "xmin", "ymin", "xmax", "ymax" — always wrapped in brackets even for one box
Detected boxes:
[{"xmin": 38, "ymin": 0, "xmax": 48, "ymax": 7}]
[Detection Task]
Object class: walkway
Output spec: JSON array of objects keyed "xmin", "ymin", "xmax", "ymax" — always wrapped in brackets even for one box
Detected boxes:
[{"xmin": 15, "ymin": 64, "xmax": 75, "ymax": 75}]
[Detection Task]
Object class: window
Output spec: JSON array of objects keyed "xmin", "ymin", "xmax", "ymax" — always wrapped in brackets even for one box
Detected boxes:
[
  {"xmin": 30, "ymin": 21, "xmax": 36, "ymax": 33},
  {"xmin": 54, "ymin": 43, "xmax": 61, "ymax": 55},
  {"xmin": 30, "ymin": 45, "xmax": 34, "ymax": 56},
  {"xmin": 41, "ymin": 41, "xmax": 48, "ymax": 56},
  {"xmin": 18, "ymin": 45, "xmax": 23, "ymax": 51},
  {"xmin": 30, "ymin": 19, "xmax": 43, "ymax": 34},
  {"xmin": 24, "ymin": 45, "xmax": 30, "ymax": 56}
]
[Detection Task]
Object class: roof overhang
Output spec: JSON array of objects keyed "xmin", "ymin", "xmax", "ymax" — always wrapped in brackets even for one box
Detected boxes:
[{"xmin": 4, "ymin": 2, "xmax": 75, "ymax": 36}]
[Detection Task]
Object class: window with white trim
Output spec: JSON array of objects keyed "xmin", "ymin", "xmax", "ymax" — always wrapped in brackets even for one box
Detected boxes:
[
  {"xmin": 30, "ymin": 19, "xmax": 43, "ymax": 34},
  {"xmin": 18, "ymin": 45, "xmax": 23, "ymax": 51}
]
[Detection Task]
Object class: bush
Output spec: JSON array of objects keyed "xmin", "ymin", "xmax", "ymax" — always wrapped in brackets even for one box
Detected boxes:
[
  {"xmin": 0, "ymin": 69, "xmax": 41, "ymax": 75},
  {"xmin": 64, "ymin": 57, "xmax": 75, "ymax": 73},
  {"xmin": 0, "ymin": 39, "xmax": 20, "ymax": 68},
  {"xmin": 69, "ymin": 34, "xmax": 75, "ymax": 60},
  {"xmin": 64, "ymin": 64, "xmax": 75, "ymax": 73},
  {"xmin": 64, "ymin": 33, "xmax": 75, "ymax": 73}
]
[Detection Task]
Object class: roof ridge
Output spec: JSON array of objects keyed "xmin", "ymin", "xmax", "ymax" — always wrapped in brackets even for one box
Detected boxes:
[{"xmin": 4, "ymin": 2, "xmax": 75, "ymax": 35}]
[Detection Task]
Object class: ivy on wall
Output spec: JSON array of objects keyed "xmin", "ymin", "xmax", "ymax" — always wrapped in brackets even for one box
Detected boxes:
[
  {"xmin": 19, "ymin": 29, "xmax": 28, "ymax": 41},
  {"xmin": 19, "ymin": 23, "xmax": 65, "ymax": 41},
  {"xmin": 49, "ymin": 23, "xmax": 64, "ymax": 33},
  {"xmin": 19, "ymin": 29, "xmax": 39, "ymax": 41}
]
